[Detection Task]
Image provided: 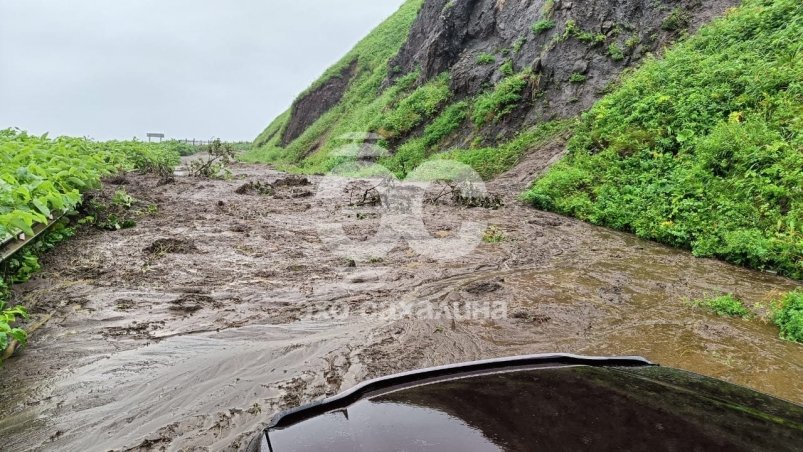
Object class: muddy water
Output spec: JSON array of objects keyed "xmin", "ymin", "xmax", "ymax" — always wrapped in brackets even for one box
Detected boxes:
[{"xmin": 0, "ymin": 157, "xmax": 801, "ymax": 451}]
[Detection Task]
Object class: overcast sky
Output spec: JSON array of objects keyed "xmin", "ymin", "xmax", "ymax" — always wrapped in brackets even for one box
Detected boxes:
[{"xmin": 0, "ymin": 0, "xmax": 404, "ymax": 142}]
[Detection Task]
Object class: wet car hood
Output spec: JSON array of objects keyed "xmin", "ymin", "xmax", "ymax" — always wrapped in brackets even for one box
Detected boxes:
[{"xmin": 257, "ymin": 355, "xmax": 803, "ymax": 452}]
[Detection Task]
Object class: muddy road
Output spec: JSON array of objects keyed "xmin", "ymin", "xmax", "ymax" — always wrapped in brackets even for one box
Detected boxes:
[{"xmin": 1, "ymin": 150, "xmax": 801, "ymax": 451}]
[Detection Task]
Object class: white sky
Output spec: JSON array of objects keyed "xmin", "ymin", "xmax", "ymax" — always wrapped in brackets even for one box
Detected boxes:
[{"xmin": 0, "ymin": 0, "xmax": 405, "ymax": 141}]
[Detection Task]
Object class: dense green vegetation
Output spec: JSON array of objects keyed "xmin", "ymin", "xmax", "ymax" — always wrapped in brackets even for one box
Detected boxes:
[
  {"xmin": 435, "ymin": 120, "xmax": 572, "ymax": 180},
  {"xmin": 693, "ymin": 294, "xmax": 751, "ymax": 318},
  {"xmin": 0, "ymin": 128, "xmax": 180, "ymax": 360},
  {"xmin": 525, "ymin": 0, "xmax": 803, "ymax": 280},
  {"xmin": 775, "ymin": 290, "xmax": 803, "ymax": 343},
  {"xmin": 531, "ymin": 19, "xmax": 555, "ymax": 34},
  {"xmin": 246, "ymin": 0, "xmax": 425, "ymax": 164}
]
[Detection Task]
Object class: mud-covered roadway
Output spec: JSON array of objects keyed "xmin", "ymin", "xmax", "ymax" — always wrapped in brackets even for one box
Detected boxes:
[{"xmin": 1, "ymin": 149, "xmax": 802, "ymax": 451}]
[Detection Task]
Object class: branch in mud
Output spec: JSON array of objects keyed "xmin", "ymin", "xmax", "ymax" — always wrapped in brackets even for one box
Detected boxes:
[
  {"xmin": 424, "ymin": 181, "xmax": 503, "ymax": 209},
  {"xmin": 188, "ymin": 139, "xmax": 237, "ymax": 179}
]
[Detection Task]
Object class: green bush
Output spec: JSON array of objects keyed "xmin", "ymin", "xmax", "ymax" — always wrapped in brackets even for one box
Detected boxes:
[
  {"xmin": 693, "ymin": 294, "xmax": 750, "ymax": 318},
  {"xmin": 568, "ymin": 73, "xmax": 587, "ymax": 83},
  {"xmin": 525, "ymin": 0, "xmax": 803, "ymax": 279},
  {"xmin": 476, "ymin": 53, "xmax": 496, "ymax": 65},
  {"xmin": 608, "ymin": 43, "xmax": 625, "ymax": 61},
  {"xmin": 774, "ymin": 290, "xmax": 803, "ymax": 343},
  {"xmin": 532, "ymin": 19, "xmax": 555, "ymax": 34},
  {"xmin": 472, "ymin": 70, "xmax": 532, "ymax": 126}
]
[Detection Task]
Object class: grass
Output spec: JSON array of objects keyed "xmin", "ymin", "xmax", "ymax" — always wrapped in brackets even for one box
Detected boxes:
[
  {"xmin": 437, "ymin": 119, "xmax": 573, "ymax": 180},
  {"xmin": 243, "ymin": 0, "xmax": 425, "ymax": 171},
  {"xmin": 380, "ymin": 100, "xmax": 469, "ymax": 177},
  {"xmin": 476, "ymin": 53, "xmax": 496, "ymax": 65},
  {"xmin": 693, "ymin": 294, "xmax": 751, "ymax": 318},
  {"xmin": 472, "ymin": 70, "xmax": 532, "ymax": 126},
  {"xmin": 378, "ymin": 73, "xmax": 451, "ymax": 138},
  {"xmin": 532, "ymin": 19, "xmax": 555, "ymax": 34},
  {"xmin": 525, "ymin": 0, "xmax": 803, "ymax": 280}
]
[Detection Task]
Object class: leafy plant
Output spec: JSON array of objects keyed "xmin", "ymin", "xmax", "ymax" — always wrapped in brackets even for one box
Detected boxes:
[
  {"xmin": 112, "ymin": 190, "xmax": 135, "ymax": 209},
  {"xmin": 0, "ymin": 298, "xmax": 28, "ymax": 363},
  {"xmin": 569, "ymin": 72, "xmax": 587, "ymax": 83},
  {"xmin": 482, "ymin": 226, "xmax": 506, "ymax": 243},
  {"xmin": 476, "ymin": 53, "xmax": 496, "ymax": 65},
  {"xmin": 693, "ymin": 294, "xmax": 750, "ymax": 318},
  {"xmin": 189, "ymin": 139, "xmax": 237, "ymax": 178},
  {"xmin": 608, "ymin": 43, "xmax": 625, "ymax": 61},
  {"xmin": 774, "ymin": 290, "xmax": 803, "ymax": 343},
  {"xmin": 562, "ymin": 20, "xmax": 606, "ymax": 44},
  {"xmin": 500, "ymin": 60, "xmax": 515, "ymax": 77},
  {"xmin": 532, "ymin": 19, "xmax": 555, "ymax": 34}
]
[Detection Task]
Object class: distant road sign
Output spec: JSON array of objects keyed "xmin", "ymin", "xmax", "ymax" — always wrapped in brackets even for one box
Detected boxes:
[{"xmin": 147, "ymin": 133, "xmax": 165, "ymax": 138}]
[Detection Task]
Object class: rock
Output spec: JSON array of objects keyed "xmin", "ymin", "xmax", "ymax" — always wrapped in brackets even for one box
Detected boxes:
[{"xmin": 572, "ymin": 60, "xmax": 589, "ymax": 74}]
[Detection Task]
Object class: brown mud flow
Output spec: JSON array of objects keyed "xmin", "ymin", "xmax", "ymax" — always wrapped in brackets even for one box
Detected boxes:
[{"xmin": 0, "ymin": 155, "xmax": 801, "ymax": 451}]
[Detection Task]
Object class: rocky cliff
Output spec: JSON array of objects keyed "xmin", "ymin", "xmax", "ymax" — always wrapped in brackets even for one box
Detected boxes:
[{"xmin": 251, "ymin": 0, "xmax": 737, "ymax": 170}]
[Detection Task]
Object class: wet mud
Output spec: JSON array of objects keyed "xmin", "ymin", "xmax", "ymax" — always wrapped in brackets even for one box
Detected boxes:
[{"xmin": 0, "ymin": 153, "xmax": 801, "ymax": 451}]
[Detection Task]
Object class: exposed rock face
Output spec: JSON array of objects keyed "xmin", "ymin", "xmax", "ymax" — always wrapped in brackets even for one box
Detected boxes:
[
  {"xmin": 281, "ymin": 60, "xmax": 358, "ymax": 146},
  {"xmin": 389, "ymin": 0, "xmax": 737, "ymax": 136},
  {"xmin": 268, "ymin": 0, "xmax": 739, "ymax": 153}
]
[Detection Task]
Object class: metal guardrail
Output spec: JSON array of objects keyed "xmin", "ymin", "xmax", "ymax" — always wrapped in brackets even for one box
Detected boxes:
[{"xmin": 0, "ymin": 214, "xmax": 66, "ymax": 264}]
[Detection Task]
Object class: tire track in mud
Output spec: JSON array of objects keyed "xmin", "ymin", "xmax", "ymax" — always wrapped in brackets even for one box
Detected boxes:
[{"xmin": 0, "ymin": 157, "xmax": 801, "ymax": 451}]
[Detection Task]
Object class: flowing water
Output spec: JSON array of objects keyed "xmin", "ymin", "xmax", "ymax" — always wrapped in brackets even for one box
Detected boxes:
[{"xmin": 0, "ymin": 158, "xmax": 800, "ymax": 451}]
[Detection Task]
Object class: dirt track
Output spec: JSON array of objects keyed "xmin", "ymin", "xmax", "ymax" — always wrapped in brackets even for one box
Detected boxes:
[{"xmin": 1, "ymin": 149, "xmax": 801, "ymax": 451}]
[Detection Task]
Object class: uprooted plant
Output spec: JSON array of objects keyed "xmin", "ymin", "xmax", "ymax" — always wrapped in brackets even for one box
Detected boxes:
[{"xmin": 189, "ymin": 139, "xmax": 237, "ymax": 178}]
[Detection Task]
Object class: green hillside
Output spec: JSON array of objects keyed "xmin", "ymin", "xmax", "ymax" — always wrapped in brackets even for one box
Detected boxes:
[
  {"xmin": 525, "ymin": 0, "xmax": 802, "ymax": 279},
  {"xmin": 245, "ymin": 0, "xmax": 425, "ymax": 167}
]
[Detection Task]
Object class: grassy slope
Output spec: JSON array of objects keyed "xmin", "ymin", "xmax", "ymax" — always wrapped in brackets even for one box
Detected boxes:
[
  {"xmin": 525, "ymin": 0, "xmax": 802, "ymax": 280},
  {"xmin": 244, "ymin": 0, "xmax": 569, "ymax": 180},
  {"xmin": 244, "ymin": 0, "xmax": 425, "ymax": 167}
]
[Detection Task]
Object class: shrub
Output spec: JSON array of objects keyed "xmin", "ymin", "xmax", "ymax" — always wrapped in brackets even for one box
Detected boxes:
[
  {"xmin": 774, "ymin": 290, "xmax": 803, "ymax": 343},
  {"xmin": 693, "ymin": 294, "xmax": 750, "ymax": 318},
  {"xmin": 532, "ymin": 19, "xmax": 555, "ymax": 34},
  {"xmin": 608, "ymin": 43, "xmax": 625, "ymax": 61},
  {"xmin": 569, "ymin": 73, "xmax": 587, "ymax": 83},
  {"xmin": 476, "ymin": 53, "xmax": 496, "ymax": 65}
]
